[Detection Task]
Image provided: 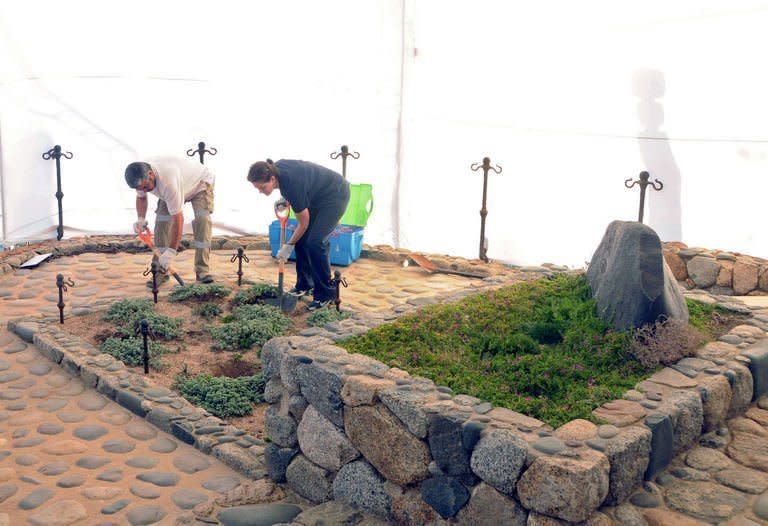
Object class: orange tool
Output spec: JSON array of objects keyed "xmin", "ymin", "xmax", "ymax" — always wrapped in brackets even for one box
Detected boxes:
[{"xmin": 137, "ymin": 227, "xmax": 186, "ymax": 286}]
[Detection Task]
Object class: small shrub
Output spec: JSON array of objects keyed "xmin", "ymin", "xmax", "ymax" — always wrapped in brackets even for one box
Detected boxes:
[
  {"xmin": 131, "ymin": 311, "xmax": 183, "ymax": 340},
  {"xmin": 209, "ymin": 310, "xmax": 292, "ymax": 351},
  {"xmin": 173, "ymin": 373, "xmax": 266, "ymax": 417},
  {"xmin": 169, "ymin": 283, "xmax": 232, "ymax": 303},
  {"xmin": 231, "ymin": 283, "xmax": 278, "ymax": 306},
  {"xmin": 100, "ymin": 337, "xmax": 172, "ymax": 370},
  {"xmin": 102, "ymin": 298, "xmax": 153, "ymax": 324},
  {"xmin": 307, "ymin": 308, "xmax": 351, "ymax": 327},
  {"xmin": 193, "ymin": 302, "xmax": 223, "ymax": 320},
  {"xmin": 628, "ymin": 317, "xmax": 705, "ymax": 368},
  {"xmin": 232, "ymin": 304, "xmax": 289, "ymax": 323}
]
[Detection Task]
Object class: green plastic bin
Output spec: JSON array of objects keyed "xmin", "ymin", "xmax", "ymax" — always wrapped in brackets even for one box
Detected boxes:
[{"xmin": 289, "ymin": 183, "xmax": 374, "ymax": 227}]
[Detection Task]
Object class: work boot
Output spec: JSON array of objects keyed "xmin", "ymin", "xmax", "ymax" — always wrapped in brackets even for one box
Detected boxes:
[
  {"xmin": 146, "ymin": 271, "xmax": 170, "ymax": 288},
  {"xmin": 196, "ymin": 273, "xmax": 214, "ymax": 284}
]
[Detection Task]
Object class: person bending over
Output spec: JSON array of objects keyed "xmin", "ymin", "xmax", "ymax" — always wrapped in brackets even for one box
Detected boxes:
[
  {"xmin": 248, "ymin": 158, "xmax": 350, "ymax": 310},
  {"xmin": 125, "ymin": 156, "xmax": 215, "ymax": 286}
]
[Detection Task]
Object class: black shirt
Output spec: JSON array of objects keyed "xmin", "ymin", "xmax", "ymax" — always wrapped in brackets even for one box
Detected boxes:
[{"xmin": 275, "ymin": 159, "xmax": 348, "ymax": 213}]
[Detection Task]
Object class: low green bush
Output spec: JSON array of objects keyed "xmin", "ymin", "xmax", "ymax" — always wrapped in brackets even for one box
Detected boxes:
[
  {"xmin": 193, "ymin": 302, "xmax": 223, "ymax": 320},
  {"xmin": 173, "ymin": 373, "xmax": 266, "ymax": 417},
  {"xmin": 209, "ymin": 307, "xmax": 292, "ymax": 351},
  {"xmin": 102, "ymin": 298, "xmax": 153, "ymax": 324},
  {"xmin": 169, "ymin": 283, "xmax": 232, "ymax": 303},
  {"xmin": 131, "ymin": 311, "xmax": 183, "ymax": 340},
  {"xmin": 307, "ymin": 308, "xmax": 351, "ymax": 327},
  {"xmin": 231, "ymin": 283, "xmax": 278, "ymax": 306},
  {"xmin": 100, "ymin": 337, "xmax": 172, "ymax": 370}
]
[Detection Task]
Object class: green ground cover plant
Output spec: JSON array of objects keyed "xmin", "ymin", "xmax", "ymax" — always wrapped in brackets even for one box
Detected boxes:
[
  {"xmin": 209, "ymin": 304, "xmax": 292, "ymax": 351},
  {"xmin": 169, "ymin": 283, "xmax": 232, "ymax": 302},
  {"xmin": 341, "ymin": 274, "xmax": 732, "ymax": 427},
  {"xmin": 100, "ymin": 337, "xmax": 173, "ymax": 370},
  {"xmin": 307, "ymin": 307, "xmax": 351, "ymax": 327},
  {"xmin": 173, "ymin": 373, "xmax": 266, "ymax": 417},
  {"xmin": 231, "ymin": 283, "xmax": 278, "ymax": 306},
  {"xmin": 193, "ymin": 302, "xmax": 223, "ymax": 320},
  {"xmin": 101, "ymin": 298, "xmax": 183, "ymax": 340}
]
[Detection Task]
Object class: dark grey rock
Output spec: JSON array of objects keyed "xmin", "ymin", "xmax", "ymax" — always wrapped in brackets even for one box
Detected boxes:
[
  {"xmin": 57, "ymin": 411, "xmax": 85, "ymax": 423},
  {"xmin": 629, "ymin": 489, "xmax": 661, "ymax": 508},
  {"xmin": 57, "ymin": 473, "xmax": 86, "ymax": 488},
  {"xmin": 76, "ymin": 393, "xmax": 108, "ymax": 410},
  {"xmin": 73, "ymin": 424, "xmax": 108, "ymax": 440},
  {"xmin": 644, "ymin": 413, "xmax": 674, "ymax": 480},
  {"xmin": 421, "ymin": 476, "xmax": 470, "ymax": 519},
  {"xmin": 18, "ymin": 488, "xmax": 54, "ymax": 509},
  {"xmin": 116, "ymin": 390, "xmax": 147, "ymax": 417},
  {"xmin": 37, "ymin": 398, "xmax": 68, "ymax": 412},
  {"xmin": 76, "ymin": 456, "xmax": 111, "ymax": 469},
  {"xmin": 265, "ymin": 443, "xmax": 299, "ymax": 483},
  {"xmin": 37, "ymin": 461, "xmax": 69, "ymax": 476},
  {"xmin": 264, "ymin": 406, "xmax": 298, "ymax": 448},
  {"xmin": 0, "ymin": 483, "xmax": 18, "ymax": 503},
  {"xmin": 173, "ymin": 454, "xmax": 210, "ymax": 474},
  {"xmin": 37, "ymin": 423, "xmax": 64, "ymax": 435},
  {"xmin": 96, "ymin": 469, "xmax": 123, "ymax": 482},
  {"xmin": 217, "ymin": 503, "xmax": 303, "ymax": 526},
  {"xmin": 332, "ymin": 460, "xmax": 392, "ymax": 519},
  {"xmin": 13, "ymin": 437, "xmax": 45, "ymax": 447},
  {"xmin": 171, "ymin": 488, "xmax": 208, "ymax": 510},
  {"xmin": 28, "ymin": 363, "xmax": 52, "ymax": 376},
  {"xmin": 149, "ymin": 437, "xmax": 177, "ymax": 453},
  {"xmin": 136, "ymin": 471, "xmax": 180, "ymax": 487},
  {"xmin": 286, "ymin": 455, "xmax": 333, "ymax": 503},
  {"xmin": 586, "ymin": 221, "xmax": 688, "ymax": 330},
  {"xmin": 428, "ymin": 411, "xmax": 475, "ymax": 484},
  {"xmin": 742, "ymin": 339, "xmax": 768, "ymax": 401},
  {"xmin": 470, "ymin": 428, "xmax": 528, "ymax": 496},
  {"xmin": 101, "ymin": 499, "xmax": 130, "ymax": 514},
  {"xmin": 754, "ymin": 493, "xmax": 768, "ymax": 521},
  {"xmin": 126, "ymin": 505, "xmax": 166, "ymax": 525},
  {"xmin": 130, "ymin": 483, "xmax": 161, "ymax": 499},
  {"xmin": 102, "ymin": 439, "xmax": 135, "ymax": 453},
  {"xmin": 296, "ymin": 362, "xmax": 345, "ymax": 427},
  {"xmin": 15, "ymin": 454, "xmax": 39, "ymax": 466},
  {"xmin": 201, "ymin": 475, "xmax": 240, "ymax": 493},
  {"xmin": 126, "ymin": 457, "xmax": 159, "ymax": 469}
]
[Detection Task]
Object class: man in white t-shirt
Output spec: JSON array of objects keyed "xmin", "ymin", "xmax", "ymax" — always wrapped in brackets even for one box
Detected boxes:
[{"xmin": 125, "ymin": 156, "xmax": 215, "ymax": 285}]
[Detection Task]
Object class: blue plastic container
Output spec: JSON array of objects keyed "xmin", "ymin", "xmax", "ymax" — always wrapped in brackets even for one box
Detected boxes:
[{"xmin": 269, "ymin": 219, "xmax": 364, "ymax": 266}]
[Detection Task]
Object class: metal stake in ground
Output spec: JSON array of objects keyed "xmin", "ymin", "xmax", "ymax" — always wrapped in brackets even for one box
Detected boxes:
[
  {"xmin": 142, "ymin": 261, "xmax": 160, "ymax": 303},
  {"xmin": 624, "ymin": 171, "xmax": 663, "ymax": 223},
  {"xmin": 332, "ymin": 270, "xmax": 348, "ymax": 312},
  {"xmin": 140, "ymin": 319, "xmax": 149, "ymax": 374},
  {"xmin": 330, "ymin": 145, "xmax": 360, "ymax": 180},
  {"xmin": 230, "ymin": 247, "xmax": 249, "ymax": 286},
  {"xmin": 186, "ymin": 141, "xmax": 218, "ymax": 164},
  {"xmin": 42, "ymin": 145, "xmax": 74, "ymax": 240},
  {"xmin": 56, "ymin": 273, "xmax": 75, "ymax": 324},
  {"xmin": 470, "ymin": 157, "xmax": 502, "ymax": 262}
]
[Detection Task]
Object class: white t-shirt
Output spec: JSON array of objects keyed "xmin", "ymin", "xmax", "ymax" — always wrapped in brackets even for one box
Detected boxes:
[{"xmin": 136, "ymin": 156, "xmax": 215, "ymax": 215}]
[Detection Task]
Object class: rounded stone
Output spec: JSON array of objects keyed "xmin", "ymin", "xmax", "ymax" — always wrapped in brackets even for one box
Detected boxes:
[
  {"xmin": 597, "ymin": 425, "xmax": 619, "ymax": 439},
  {"xmin": 125, "ymin": 422, "xmax": 157, "ymax": 441},
  {"xmin": 0, "ymin": 483, "xmax": 18, "ymax": 504},
  {"xmin": 81, "ymin": 486, "xmax": 123, "ymax": 500},
  {"xmin": 96, "ymin": 469, "xmax": 124, "ymax": 482},
  {"xmin": 42, "ymin": 439, "xmax": 88, "ymax": 455},
  {"xmin": 532, "ymin": 436, "xmax": 565, "ymax": 455},
  {"xmin": 37, "ymin": 399, "xmax": 68, "ymax": 412},
  {"xmin": 37, "ymin": 423, "xmax": 65, "ymax": 435},
  {"xmin": 126, "ymin": 457, "xmax": 159, "ymax": 469},
  {"xmin": 754, "ymin": 494, "xmax": 768, "ymax": 521},
  {"xmin": 57, "ymin": 412, "xmax": 85, "ymax": 423},
  {"xmin": 201, "ymin": 475, "xmax": 240, "ymax": 493},
  {"xmin": 28, "ymin": 363, "xmax": 52, "ymax": 376},
  {"xmin": 101, "ymin": 499, "xmax": 131, "ymax": 515},
  {"xmin": 102, "ymin": 439, "xmax": 135, "ymax": 453},
  {"xmin": 75, "ymin": 456, "xmax": 111, "ymax": 469},
  {"xmin": 29, "ymin": 388, "xmax": 50, "ymax": 399},
  {"xmin": 136, "ymin": 472, "xmax": 180, "ymax": 487},
  {"xmin": 130, "ymin": 483, "xmax": 161, "ymax": 499},
  {"xmin": 73, "ymin": 424, "xmax": 109, "ymax": 441},
  {"xmin": 217, "ymin": 504, "xmax": 303, "ymax": 526},
  {"xmin": 38, "ymin": 461, "xmax": 69, "ymax": 476},
  {"xmin": 77, "ymin": 393, "xmax": 108, "ymax": 411},
  {"xmin": 27, "ymin": 499, "xmax": 87, "ymax": 526},
  {"xmin": 57, "ymin": 474, "xmax": 86, "ymax": 488},
  {"xmin": 629, "ymin": 489, "xmax": 661, "ymax": 508},
  {"xmin": 0, "ymin": 391, "xmax": 22, "ymax": 400},
  {"xmin": 126, "ymin": 505, "xmax": 166, "ymax": 525},
  {"xmin": 45, "ymin": 375, "xmax": 70, "ymax": 388},
  {"xmin": 149, "ymin": 437, "xmax": 177, "ymax": 454},
  {"xmin": 173, "ymin": 454, "xmax": 210, "ymax": 474},
  {"xmin": 15, "ymin": 454, "xmax": 39, "ymax": 466},
  {"xmin": 172, "ymin": 489, "xmax": 208, "ymax": 510},
  {"xmin": 18, "ymin": 488, "xmax": 55, "ymax": 509},
  {"xmin": 97, "ymin": 409, "xmax": 131, "ymax": 425}
]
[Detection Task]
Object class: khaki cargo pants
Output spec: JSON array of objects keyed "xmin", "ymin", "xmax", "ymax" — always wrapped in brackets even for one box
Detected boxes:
[{"xmin": 153, "ymin": 183, "xmax": 214, "ymax": 278}]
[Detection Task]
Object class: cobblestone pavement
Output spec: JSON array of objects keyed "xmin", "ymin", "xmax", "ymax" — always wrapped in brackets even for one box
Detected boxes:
[
  {"xmin": 2, "ymin": 249, "xmax": 768, "ymax": 525},
  {"xmin": 0, "ymin": 249, "xmax": 511, "ymax": 525}
]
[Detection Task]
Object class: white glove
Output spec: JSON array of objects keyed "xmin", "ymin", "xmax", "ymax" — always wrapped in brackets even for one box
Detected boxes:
[
  {"xmin": 158, "ymin": 248, "xmax": 177, "ymax": 271},
  {"xmin": 276, "ymin": 244, "xmax": 293, "ymax": 261},
  {"xmin": 133, "ymin": 217, "xmax": 148, "ymax": 233}
]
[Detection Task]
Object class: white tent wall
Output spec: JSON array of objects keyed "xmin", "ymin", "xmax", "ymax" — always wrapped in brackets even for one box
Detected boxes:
[{"xmin": 1, "ymin": 1, "xmax": 767, "ymax": 267}]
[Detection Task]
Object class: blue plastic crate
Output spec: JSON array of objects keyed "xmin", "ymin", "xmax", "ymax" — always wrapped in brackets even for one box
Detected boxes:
[{"xmin": 269, "ymin": 219, "xmax": 364, "ymax": 266}]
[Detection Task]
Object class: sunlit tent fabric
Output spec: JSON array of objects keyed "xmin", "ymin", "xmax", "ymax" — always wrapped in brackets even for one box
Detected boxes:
[{"xmin": 1, "ymin": 1, "xmax": 767, "ymax": 267}]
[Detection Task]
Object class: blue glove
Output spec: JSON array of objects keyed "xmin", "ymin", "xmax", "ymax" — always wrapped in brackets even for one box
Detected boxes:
[
  {"xmin": 276, "ymin": 244, "xmax": 293, "ymax": 261},
  {"xmin": 158, "ymin": 248, "xmax": 177, "ymax": 271}
]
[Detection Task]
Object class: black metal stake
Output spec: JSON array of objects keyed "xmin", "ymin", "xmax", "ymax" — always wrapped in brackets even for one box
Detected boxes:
[
  {"xmin": 331, "ymin": 270, "xmax": 348, "ymax": 312},
  {"xmin": 186, "ymin": 141, "xmax": 218, "ymax": 164},
  {"xmin": 330, "ymin": 145, "xmax": 360, "ymax": 180},
  {"xmin": 142, "ymin": 261, "xmax": 160, "ymax": 303},
  {"xmin": 55, "ymin": 273, "xmax": 75, "ymax": 324},
  {"xmin": 42, "ymin": 145, "xmax": 74, "ymax": 240},
  {"xmin": 230, "ymin": 247, "xmax": 250, "ymax": 286},
  {"xmin": 624, "ymin": 171, "xmax": 663, "ymax": 223},
  {"xmin": 140, "ymin": 319, "xmax": 149, "ymax": 374},
  {"xmin": 470, "ymin": 157, "xmax": 503, "ymax": 262}
]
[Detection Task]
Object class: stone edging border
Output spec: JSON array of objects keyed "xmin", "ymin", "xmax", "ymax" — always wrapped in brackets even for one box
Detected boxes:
[{"xmin": 8, "ymin": 273, "xmax": 768, "ymax": 523}]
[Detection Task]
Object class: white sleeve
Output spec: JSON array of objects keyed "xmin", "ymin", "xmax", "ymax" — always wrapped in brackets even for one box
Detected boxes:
[{"xmin": 162, "ymin": 166, "xmax": 185, "ymax": 215}]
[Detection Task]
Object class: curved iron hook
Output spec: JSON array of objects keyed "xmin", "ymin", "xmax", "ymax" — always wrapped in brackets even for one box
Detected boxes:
[
  {"xmin": 651, "ymin": 179, "xmax": 664, "ymax": 191},
  {"xmin": 470, "ymin": 162, "xmax": 482, "ymax": 172},
  {"xmin": 185, "ymin": 148, "xmax": 197, "ymax": 157},
  {"xmin": 330, "ymin": 151, "xmax": 342, "ymax": 160},
  {"xmin": 142, "ymin": 267, "xmax": 152, "ymax": 276},
  {"xmin": 61, "ymin": 151, "xmax": 73, "ymax": 159},
  {"xmin": 624, "ymin": 178, "xmax": 638, "ymax": 189},
  {"xmin": 205, "ymin": 146, "xmax": 218, "ymax": 156},
  {"xmin": 490, "ymin": 164, "xmax": 502, "ymax": 174},
  {"xmin": 348, "ymin": 150, "xmax": 360, "ymax": 160}
]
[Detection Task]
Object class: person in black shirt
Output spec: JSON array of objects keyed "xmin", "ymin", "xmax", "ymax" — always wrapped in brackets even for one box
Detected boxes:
[{"xmin": 248, "ymin": 159, "xmax": 350, "ymax": 310}]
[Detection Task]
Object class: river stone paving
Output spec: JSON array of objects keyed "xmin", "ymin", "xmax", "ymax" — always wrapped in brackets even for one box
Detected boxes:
[{"xmin": 3, "ymin": 244, "xmax": 768, "ymax": 524}]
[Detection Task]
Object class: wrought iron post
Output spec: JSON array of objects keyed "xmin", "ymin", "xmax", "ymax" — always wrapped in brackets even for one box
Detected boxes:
[
  {"xmin": 142, "ymin": 261, "xmax": 160, "ymax": 303},
  {"xmin": 330, "ymin": 145, "xmax": 360, "ymax": 180},
  {"xmin": 186, "ymin": 141, "xmax": 217, "ymax": 164},
  {"xmin": 470, "ymin": 157, "xmax": 502, "ymax": 262},
  {"xmin": 624, "ymin": 171, "xmax": 663, "ymax": 223},
  {"xmin": 331, "ymin": 270, "xmax": 348, "ymax": 312},
  {"xmin": 42, "ymin": 145, "xmax": 74, "ymax": 240},
  {"xmin": 230, "ymin": 247, "xmax": 250, "ymax": 286},
  {"xmin": 140, "ymin": 319, "xmax": 149, "ymax": 374},
  {"xmin": 56, "ymin": 273, "xmax": 75, "ymax": 324}
]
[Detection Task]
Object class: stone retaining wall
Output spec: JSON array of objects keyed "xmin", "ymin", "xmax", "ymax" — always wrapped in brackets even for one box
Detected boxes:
[
  {"xmin": 259, "ymin": 298, "xmax": 768, "ymax": 524},
  {"xmin": 663, "ymin": 242, "xmax": 768, "ymax": 296}
]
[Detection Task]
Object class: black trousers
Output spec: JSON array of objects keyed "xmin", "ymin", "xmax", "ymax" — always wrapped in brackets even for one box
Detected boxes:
[{"xmin": 294, "ymin": 184, "xmax": 350, "ymax": 301}]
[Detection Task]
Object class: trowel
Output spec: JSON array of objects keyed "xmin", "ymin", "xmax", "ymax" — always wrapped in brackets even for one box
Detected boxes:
[{"xmin": 266, "ymin": 198, "xmax": 298, "ymax": 314}]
